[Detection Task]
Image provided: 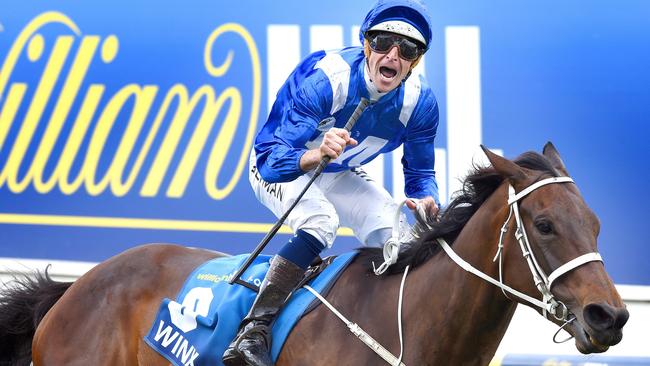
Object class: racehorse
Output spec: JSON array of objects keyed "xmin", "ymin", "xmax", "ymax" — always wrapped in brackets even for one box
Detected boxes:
[{"xmin": 0, "ymin": 143, "xmax": 628, "ymax": 365}]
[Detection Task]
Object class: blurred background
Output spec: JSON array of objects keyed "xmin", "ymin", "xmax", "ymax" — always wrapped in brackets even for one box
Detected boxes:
[{"xmin": 1, "ymin": 1, "xmax": 648, "ymax": 364}]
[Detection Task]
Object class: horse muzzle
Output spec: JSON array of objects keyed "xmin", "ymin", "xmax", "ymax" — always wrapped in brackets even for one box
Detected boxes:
[{"xmin": 569, "ymin": 302, "xmax": 629, "ymax": 354}]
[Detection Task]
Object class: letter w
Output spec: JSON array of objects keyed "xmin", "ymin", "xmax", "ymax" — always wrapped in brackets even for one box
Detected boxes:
[{"xmin": 153, "ymin": 320, "xmax": 179, "ymax": 347}]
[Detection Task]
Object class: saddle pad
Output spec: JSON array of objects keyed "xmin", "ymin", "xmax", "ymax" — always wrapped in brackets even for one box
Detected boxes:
[{"xmin": 144, "ymin": 252, "xmax": 357, "ymax": 366}]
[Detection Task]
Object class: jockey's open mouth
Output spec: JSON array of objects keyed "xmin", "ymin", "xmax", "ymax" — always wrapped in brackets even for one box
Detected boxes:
[{"xmin": 379, "ymin": 65, "xmax": 398, "ymax": 79}]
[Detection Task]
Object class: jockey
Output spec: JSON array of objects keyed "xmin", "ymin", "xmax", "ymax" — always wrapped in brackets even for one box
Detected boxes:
[{"xmin": 223, "ymin": 0, "xmax": 440, "ymax": 364}]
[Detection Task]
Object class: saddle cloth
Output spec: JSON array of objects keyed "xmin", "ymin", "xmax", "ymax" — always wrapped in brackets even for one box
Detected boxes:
[{"xmin": 144, "ymin": 252, "xmax": 357, "ymax": 366}]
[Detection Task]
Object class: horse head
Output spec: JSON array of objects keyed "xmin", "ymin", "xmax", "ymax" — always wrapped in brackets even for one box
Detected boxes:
[{"xmin": 482, "ymin": 142, "xmax": 629, "ymax": 354}]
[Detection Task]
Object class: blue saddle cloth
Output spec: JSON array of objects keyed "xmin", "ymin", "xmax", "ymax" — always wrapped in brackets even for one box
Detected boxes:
[{"xmin": 144, "ymin": 252, "xmax": 357, "ymax": 366}]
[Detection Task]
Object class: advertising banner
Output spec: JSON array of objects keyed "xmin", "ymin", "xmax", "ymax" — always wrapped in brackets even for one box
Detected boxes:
[{"xmin": 0, "ymin": 1, "xmax": 648, "ymax": 285}]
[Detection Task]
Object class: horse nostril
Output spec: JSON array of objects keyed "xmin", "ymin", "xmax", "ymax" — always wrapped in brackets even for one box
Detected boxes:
[
  {"xmin": 583, "ymin": 303, "xmax": 616, "ymax": 331},
  {"xmin": 613, "ymin": 307, "xmax": 630, "ymax": 330}
]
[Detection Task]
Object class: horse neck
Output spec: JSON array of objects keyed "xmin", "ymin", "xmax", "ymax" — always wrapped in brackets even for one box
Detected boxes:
[{"xmin": 406, "ymin": 183, "xmax": 518, "ymax": 364}]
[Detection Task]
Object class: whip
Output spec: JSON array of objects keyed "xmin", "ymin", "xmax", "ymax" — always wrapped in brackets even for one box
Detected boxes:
[{"xmin": 229, "ymin": 98, "xmax": 372, "ymax": 288}]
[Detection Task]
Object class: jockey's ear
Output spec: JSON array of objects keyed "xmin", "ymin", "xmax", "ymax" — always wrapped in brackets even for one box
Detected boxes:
[
  {"xmin": 480, "ymin": 145, "xmax": 527, "ymax": 184},
  {"xmin": 542, "ymin": 141, "xmax": 570, "ymax": 177}
]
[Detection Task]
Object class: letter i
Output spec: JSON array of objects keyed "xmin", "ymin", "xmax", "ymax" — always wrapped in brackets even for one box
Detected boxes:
[
  {"xmin": 171, "ymin": 332, "xmax": 183, "ymax": 354},
  {"xmin": 2, "ymin": 34, "xmax": 73, "ymax": 192}
]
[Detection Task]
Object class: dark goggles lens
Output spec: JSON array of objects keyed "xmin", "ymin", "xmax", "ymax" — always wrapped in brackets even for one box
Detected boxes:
[{"xmin": 368, "ymin": 33, "xmax": 422, "ymax": 61}]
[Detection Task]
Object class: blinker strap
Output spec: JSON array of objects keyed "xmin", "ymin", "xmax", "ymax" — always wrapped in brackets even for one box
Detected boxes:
[{"xmin": 508, "ymin": 177, "xmax": 574, "ymax": 205}]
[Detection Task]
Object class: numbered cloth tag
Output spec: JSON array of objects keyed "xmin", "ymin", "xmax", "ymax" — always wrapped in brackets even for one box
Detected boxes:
[{"xmin": 144, "ymin": 252, "xmax": 357, "ymax": 366}]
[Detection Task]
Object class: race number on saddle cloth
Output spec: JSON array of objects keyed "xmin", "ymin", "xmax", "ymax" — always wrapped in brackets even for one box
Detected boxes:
[{"xmin": 144, "ymin": 252, "xmax": 357, "ymax": 366}]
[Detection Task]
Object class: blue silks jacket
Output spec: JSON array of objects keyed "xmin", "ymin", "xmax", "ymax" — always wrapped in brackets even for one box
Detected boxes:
[{"xmin": 255, "ymin": 0, "xmax": 439, "ymax": 201}]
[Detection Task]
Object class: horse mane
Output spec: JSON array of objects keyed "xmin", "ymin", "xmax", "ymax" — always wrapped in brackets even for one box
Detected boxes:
[{"xmin": 356, "ymin": 151, "xmax": 560, "ymax": 275}]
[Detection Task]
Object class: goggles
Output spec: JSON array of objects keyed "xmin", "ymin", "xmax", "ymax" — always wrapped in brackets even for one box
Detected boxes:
[{"xmin": 367, "ymin": 32, "xmax": 423, "ymax": 61}]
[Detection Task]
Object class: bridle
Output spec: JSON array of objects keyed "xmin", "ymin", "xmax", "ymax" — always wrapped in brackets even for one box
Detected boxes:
[
  {"xmin": 436, "ymin": 176, "xmax": 603, "ymax": 325},
  {"xmin": 493, "ymin": 176, "xmax": 602, "ymax": 320},
  {"xmin": 312, "ymin": 175, "xmax": 604, "ymax": 365}
]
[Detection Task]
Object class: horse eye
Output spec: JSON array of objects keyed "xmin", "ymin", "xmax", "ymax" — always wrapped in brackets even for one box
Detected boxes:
[{"xmin": 535, "ymin": 220, "xmax": 554, "ymax": 235}]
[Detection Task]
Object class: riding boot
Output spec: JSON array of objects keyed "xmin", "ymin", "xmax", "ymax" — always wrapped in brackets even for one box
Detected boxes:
[{"xmin": 223, "ymin": 255, "xmax": 305, "ymax": 366}]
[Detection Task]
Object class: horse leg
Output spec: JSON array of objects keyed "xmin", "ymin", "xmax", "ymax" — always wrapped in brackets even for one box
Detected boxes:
[{"xmin": 32, "ymin": 244, "xmax": 219, "ymax": 365}]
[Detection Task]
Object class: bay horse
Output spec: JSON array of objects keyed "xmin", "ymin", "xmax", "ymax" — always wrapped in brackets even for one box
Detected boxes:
[{"xmin": 0, "ymin": 143, "xmax": 628, "ymax": 365}]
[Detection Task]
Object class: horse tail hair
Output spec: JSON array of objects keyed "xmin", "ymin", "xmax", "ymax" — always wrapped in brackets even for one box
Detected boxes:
[{"xmin": 0, "ymin": 267, "xmax": 73, "ymax": 366}]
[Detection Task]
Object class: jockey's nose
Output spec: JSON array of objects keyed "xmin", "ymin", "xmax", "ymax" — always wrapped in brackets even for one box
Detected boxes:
[{"xmin": 386, "ymin": 45, "xmax": 400, "ymax": 60}]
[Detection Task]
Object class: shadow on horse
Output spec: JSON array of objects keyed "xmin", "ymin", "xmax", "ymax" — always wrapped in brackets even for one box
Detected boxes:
[{"xmin": 0, "ymin": 143, "xmax": 629, "ymax": 365}]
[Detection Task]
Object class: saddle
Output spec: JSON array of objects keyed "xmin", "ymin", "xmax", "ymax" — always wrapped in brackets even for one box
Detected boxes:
[{"xmin": 144, "ymin": 252, "xmax": 357, "ymax": 366}]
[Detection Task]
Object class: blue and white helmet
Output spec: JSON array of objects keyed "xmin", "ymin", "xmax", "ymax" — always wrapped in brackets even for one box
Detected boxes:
[{"xmin": 359, "ymin": 0, "xmax": 433, "ymax": 50}]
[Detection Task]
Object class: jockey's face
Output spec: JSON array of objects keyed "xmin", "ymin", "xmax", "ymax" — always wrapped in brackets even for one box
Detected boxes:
[{"xmin": 366, "ymin": 39, "xmax": 415, "ymax": 93}]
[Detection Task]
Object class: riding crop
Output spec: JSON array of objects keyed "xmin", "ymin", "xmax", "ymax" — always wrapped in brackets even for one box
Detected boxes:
[{"xmin": 229, "ymin": 97, "xmax": 371, "ymax": 289}]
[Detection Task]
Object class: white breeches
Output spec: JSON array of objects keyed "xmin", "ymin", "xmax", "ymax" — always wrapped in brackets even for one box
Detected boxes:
[{"xmin": 249, "ymin": 152, "xmax": 398, "ymax": 248}]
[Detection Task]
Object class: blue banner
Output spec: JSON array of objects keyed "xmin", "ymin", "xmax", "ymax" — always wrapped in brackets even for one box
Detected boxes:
[{"xmin": 0, "ymin": 1, "xmax": 648, "ymax": 286}]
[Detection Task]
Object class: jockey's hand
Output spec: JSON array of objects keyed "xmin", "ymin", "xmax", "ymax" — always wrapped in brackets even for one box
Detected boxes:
[
  {"xmin": 299, "ymin": 128, "xmax": 358, "ymax": 171},
  {"xmin": 320, "ymin": 127, "xmax": 358, "ymax": 161},
  {"xmin": 406, "ymin": 196, "xmax": 439, "ymax": 227}
]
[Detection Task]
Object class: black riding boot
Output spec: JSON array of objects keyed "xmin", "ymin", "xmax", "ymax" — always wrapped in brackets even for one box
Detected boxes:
[{"xmin": 223, "ymin": 256, "xmax": 304, "ymax": 366}]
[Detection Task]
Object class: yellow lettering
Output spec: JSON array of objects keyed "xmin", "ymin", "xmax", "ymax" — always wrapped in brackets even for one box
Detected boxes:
[
  {"xmin": 204, "ymin": 88, "xmax": 242, "ymax": 199},
  {"xmin": 203, "ymin": 23, "xmax": 261, "ymax": 200},
  {"xmin": 0, "ymin": 12, "xmax": 80, "ymax": 103},
  {"xmin": 57, "ymin": 36, "xmax": 118, "ymax": 195},
  {"xmin": 165, "ymin": 86, "xmax": 233, "ymax": 198},
  {"xmin": 0, "ymin": 12, "xmax": 80, "ymax": 193},
  {"xmin": 82, "ymin": 84, "xmax": 156, "ymax": 196},
  {"xmin": 140, "ymin": 84, "xmax": 212, "ymax": 197},
  {"xmin": 57, "ymin": 85, "xmax": 105, "ymax": 194},
  {"xmin": 0, "ymin": 15, "xmax": 263, "ymax": 205},
  {"xmin": 31, "ymin": 36, "xmax": 100, "ymax": 193},
  {"xmin": 0, "ymin": 84, "xmax": 27, "ymax": 151},
  {"xmin": 1, "ymin": 36, "xmax": 73, "ymax": 193},
  {"xmin": 0, "ymin": 84, "xmax": 28, "ymax": 189},
  {"xmin": 108, "ymin": 85, "xmax": 158, "ymax": 196}
]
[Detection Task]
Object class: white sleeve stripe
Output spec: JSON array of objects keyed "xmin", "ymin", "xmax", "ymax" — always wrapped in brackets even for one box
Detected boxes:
[
  {"xmin": 315, "ymin": 52, "xmax": 351, "ymax": 115},
  {"xmin": 399, "ymin": 75, "xmax": 422, "ymax": 126}
]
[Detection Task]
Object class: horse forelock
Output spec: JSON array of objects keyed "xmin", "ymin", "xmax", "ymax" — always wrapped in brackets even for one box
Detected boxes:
[{"xmin": 357, "ymin": 151, "xmax": 560, "ymax": 275}]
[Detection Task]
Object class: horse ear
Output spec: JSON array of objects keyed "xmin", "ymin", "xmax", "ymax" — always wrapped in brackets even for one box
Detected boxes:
[
  {"xmin": 480, "ymin": 145, "xmax": 527, "ymax": 183},
  {"xmin": 542, "ymin": 141, "xmax": 570, "ymax": 176}
]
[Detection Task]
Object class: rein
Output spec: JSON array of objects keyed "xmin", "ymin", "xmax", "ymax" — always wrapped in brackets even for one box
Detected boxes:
[
  {"xmin": 303, "ymin": 266, "xmax": 410, "ymax": 366},
  {"xmin": 438, "ymin": 176, "xmax": 603, "ymax": 337},
  {"xmin": 306, "ymin": 176, "xmax": 603, "ymax": 365}
]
